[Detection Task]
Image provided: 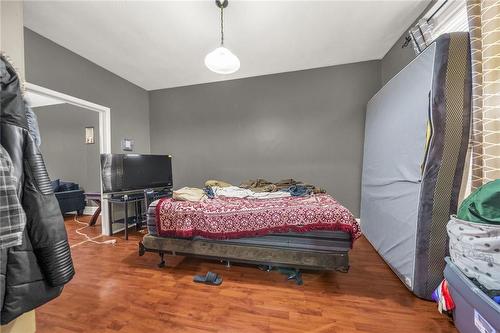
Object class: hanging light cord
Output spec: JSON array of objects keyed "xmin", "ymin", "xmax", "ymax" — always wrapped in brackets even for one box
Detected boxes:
[{"xmin": 220, "ymin": 5, "xmax": 224, "ymax": 46}]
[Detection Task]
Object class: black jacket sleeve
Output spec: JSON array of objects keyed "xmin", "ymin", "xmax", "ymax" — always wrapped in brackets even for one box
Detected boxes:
[{"xmin": 22, "ymin": 130, "xmax": 75, "ymax": 287}]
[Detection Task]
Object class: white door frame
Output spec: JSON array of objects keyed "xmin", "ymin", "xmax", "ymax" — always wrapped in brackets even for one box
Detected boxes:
[{"xmin": 25, "ymin": 82, "xmax": 112, "ymax": 236}]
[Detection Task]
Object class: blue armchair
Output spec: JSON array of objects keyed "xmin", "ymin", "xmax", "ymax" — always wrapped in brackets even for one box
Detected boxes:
[{"xmin": 51, "ymin": 179, "xmax": 86, "ymax": 215}]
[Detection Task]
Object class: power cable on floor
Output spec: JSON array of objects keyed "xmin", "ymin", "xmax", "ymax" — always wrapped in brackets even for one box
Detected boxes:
[{"xmin": 70, "ymin": 213, "xmax": 116, "ymax": 247}]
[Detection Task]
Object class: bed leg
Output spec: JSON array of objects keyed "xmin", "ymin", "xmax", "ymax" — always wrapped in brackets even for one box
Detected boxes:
[
  {"xmin": 258, "ymin": 265, "xmax": 273, "ymax": 272},
  {"xmin": 335, "ymin": 265, "xmax": 350, "ymax": 273},
  {"xmin": 138, "ymin": 242, "xmax": 146, "ymax": 256},
  {"xmin": 158, "ymin": 251, "xmax": 166, "ymax": 268}
]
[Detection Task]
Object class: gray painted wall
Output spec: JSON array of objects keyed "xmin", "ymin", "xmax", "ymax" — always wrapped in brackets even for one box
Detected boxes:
[
  {"xmin": 24, "ymin": 28, "xmax": 150, "ymax": 154},
  {"xmin": 149, "ymin": 61, "xmax": 380, "ymax": 216},
  {"xmin": 35, "ymin": 104, "xmax": 100, "ymax": 192},
  {"xmin": 380, "ymin": 1, "xmax": 436, "ymax": 85},
  {"xmin": 24, "ymin": 28, "xmax": 150, "ymax": 222}
]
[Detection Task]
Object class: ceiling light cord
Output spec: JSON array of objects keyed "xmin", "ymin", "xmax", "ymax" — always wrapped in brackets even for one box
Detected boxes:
[{"xmin": 220, "ymin": 5, "xmax": 224, "ymax": 46}]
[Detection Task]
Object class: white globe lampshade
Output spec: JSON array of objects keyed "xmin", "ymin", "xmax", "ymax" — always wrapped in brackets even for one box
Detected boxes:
[{"xmin": 204, "ymin": 46, "xmax": 240, "ymax": 74}]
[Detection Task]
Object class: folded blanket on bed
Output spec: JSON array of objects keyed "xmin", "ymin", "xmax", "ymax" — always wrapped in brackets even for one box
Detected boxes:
[
  {"xmin": 173, "ymin": 187, "xmax": 207, "ymax": 202},
  {"xmin": 156, "ymin": 194, "xmax": 361, "ymax": 241}
]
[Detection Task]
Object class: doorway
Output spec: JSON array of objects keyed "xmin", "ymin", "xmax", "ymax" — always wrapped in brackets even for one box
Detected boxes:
[{"xmin": 25, "ymin": 82, "xmax": 112, "ymax": 236}]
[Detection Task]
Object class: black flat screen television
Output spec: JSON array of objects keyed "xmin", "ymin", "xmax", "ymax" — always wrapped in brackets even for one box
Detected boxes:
[{"xmin": 100, "ymin": 154, "xmax": 172, "ymax": 193}]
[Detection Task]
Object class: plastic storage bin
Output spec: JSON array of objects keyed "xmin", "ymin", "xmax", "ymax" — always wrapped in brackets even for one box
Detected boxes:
[{"xmin": 444, "ymin": 257, "xmax": 500, "ymax": 333}]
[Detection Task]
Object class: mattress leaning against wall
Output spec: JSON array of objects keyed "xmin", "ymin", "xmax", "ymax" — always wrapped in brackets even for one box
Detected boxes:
[{"xmin": 360, "ymin": 32, "xmax": 472, "ymax": 300}]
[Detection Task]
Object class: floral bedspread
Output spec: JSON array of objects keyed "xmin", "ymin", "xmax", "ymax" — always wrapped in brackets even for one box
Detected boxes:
[{"xmin": 156, "ymin": 194, "xmax": 361, "ymax": 241}]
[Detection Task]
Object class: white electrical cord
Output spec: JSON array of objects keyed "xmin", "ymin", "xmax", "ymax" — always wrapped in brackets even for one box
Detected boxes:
[{"xmin": 71, "ymin": 213, "xmax": 116, "ymax": 247}]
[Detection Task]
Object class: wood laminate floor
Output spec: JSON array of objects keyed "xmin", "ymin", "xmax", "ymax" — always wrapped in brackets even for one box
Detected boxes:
[{"xmin": 35, "ymin": 215, "xmax": 457, "ymax": 333}]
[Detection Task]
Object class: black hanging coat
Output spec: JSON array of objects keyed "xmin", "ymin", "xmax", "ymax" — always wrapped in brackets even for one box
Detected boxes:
[{"xmin": 0, "ymin": 55, "xmax": 75, "ymax": 324}]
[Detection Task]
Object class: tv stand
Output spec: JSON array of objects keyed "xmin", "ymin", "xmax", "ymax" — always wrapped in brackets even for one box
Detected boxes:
[{"xmin": 107, "ymin": 187, "xmax": 172, "ymax": 240}]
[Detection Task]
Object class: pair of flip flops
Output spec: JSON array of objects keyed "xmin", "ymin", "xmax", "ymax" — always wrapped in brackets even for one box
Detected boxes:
[{"xmin": 193, "ymin": 271, "xmax": 223, "ymax": 286}]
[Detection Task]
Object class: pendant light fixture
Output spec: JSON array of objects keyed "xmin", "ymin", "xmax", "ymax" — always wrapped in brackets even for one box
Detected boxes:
[{"xmin": 205, "ymin": 0, "xmax": 240, "ymax": 74}]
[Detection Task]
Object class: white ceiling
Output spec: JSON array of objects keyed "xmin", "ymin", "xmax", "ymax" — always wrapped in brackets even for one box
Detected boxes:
[{"xmin": 24, "ymin": 1, "xmax": 430, "ymax": 91}]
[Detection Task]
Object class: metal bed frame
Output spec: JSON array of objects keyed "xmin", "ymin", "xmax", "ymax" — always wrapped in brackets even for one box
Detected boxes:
[{"xmin": 139, "ymin": 231, "xmax": 351, "ymax": 273}]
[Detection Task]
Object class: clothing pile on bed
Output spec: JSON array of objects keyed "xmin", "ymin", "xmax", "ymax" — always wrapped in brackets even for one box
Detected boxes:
[
  {"xmin": 172, "ymin": 178, "xmax": 326, "ymax": 202},
  {"xmin": 154, "ymin": 178, "xmax": 360, "ymax": 241},
  {"xmin": 439, "ymin": 179, "xmax": 500, "ymax": 307}
]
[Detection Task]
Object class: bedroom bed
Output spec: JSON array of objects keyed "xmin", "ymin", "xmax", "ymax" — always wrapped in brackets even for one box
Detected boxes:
[{"xmin": 139, "ymin": 194, "xmax": 360, "ymax": 272}]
